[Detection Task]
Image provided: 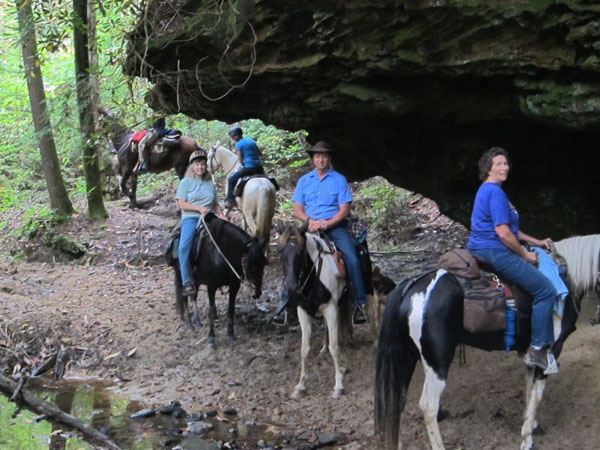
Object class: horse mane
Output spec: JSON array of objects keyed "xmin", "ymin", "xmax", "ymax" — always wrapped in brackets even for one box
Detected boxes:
[
  {"xmin": 554, "ymin": 234, "xmax": 600, "ymax": 296},
  {"xmin": 205, "ymin": 213, "xmax": 254, "ymax": 247}
]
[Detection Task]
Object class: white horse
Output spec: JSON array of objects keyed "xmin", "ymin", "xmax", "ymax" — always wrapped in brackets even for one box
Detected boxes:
[{"xmin": 207, "ymin": 145, "xmax": 276, "ymax": 253}]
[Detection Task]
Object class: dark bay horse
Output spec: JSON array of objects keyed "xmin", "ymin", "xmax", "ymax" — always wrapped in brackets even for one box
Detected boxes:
[
  {"xmin": 97, "ymin": 106, "xmax": 204, "ymax": 208},
  {"xmin": 279, "ymin": 223, "xmax": 354, "ymax": 399},
  {"xmin": 375, "ymin": 235, "xmax": 600, "ymax": 450},
  {"xmin": 173, "ymin": 213, "xmax": 267, "ymax": 348}
]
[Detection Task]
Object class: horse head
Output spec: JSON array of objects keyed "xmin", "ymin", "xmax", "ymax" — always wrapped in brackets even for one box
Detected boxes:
[
  {"xmin": 244, "ymin": 238, "xmax": 267, "ymax": 299},
  {"xmin": 279, "ymin": 224, "xmax": 310, "ymax": 308}
]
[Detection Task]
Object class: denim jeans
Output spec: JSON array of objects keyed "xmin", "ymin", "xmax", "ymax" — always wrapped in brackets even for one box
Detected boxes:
[
  {"xmin": 325, "ymin": 224, "xmax": 367, "ymax": 306},
  {"xmin": 226, "ymin": 166, "xmax": 264, "ymax": 200},
  {"xmin": 178, "ymin": 217, "xmax": 200, "ymax": 285},
  {"xmin": 470, "ymin": 247, "xmax": 556, "ymax": 347}
]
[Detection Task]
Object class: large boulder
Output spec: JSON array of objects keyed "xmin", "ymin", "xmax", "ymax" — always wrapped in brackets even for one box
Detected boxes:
[{"xmin": 125, "ymin": 0, "xmax": 600, "ymax": 236}]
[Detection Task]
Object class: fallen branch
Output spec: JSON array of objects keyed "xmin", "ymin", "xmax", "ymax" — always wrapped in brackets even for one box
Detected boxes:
[{"xmin": 0, "ymin": 373, "xmax": 121, "ymax": 450}]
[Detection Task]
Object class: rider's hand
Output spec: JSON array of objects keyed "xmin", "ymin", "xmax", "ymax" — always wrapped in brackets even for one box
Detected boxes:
[
  {"xmin": 198, "ymin": 206, "xmax": 208, "ymax": 215},
  {"xmin": 524, "ymin": 250, "xmax": 538, "ymax": 265},
  {"xmin": 540, "ymin": 238, "xmax": 553, "ymax": 250}
]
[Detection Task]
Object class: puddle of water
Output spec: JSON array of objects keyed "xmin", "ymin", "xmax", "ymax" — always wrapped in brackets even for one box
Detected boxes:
[{"xmin": 0, "ymin": 377, "xmax": 282, "ymax": 449}]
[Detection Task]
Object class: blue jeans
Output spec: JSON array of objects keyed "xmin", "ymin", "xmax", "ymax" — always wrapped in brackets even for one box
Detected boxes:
[
  {"xmin": 178, "ymin": 217, "xmax": 200, "ymax": 285},
  {"xmin": 326, "ymin": 224, "xmax": 367, "ymax": 306},
  {"xmin": 226, "ymin": 166, "xmax": 264, "ymax": 200},
  {"xmin": 470, "ymin": 247, "xmax": 556, "ymax": 347}
]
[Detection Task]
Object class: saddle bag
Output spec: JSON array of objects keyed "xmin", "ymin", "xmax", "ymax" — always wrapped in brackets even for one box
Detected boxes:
[
  {"xmin": 438, "ymin": 248, "xmax": 480, "ymax": 280},
  {"xmin": 333, "ymin": 250, "xmax": 346, "ymax": 279},
  {"xmin": 164, "ymin": 233, "xmax": 180, "ymax": 267},
  {"xmin": 463, "ymin": 278, "xmax": 506, "ymax": 333}
]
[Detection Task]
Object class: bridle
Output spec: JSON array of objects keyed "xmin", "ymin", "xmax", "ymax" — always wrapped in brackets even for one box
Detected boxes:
[{"xmin": 208, "ymin": 145, "xmax": 240, "ymax": 177}]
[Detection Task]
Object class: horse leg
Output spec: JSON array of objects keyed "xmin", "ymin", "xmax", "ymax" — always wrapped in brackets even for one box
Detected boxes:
[
  {"xmin": 521, "ymin": 369, "xmax": 546, "ymax": 450},
  {"xmin": 207, "ymin": 287, "xmax": 217, "ymax": 349},
  {"xmin": 191, "ymin": 290, "xmax": 202, "ymax": 329},
  {"xmin": 227, "ymin": 283, "xmax": 240, "ymax": 342},
  {"xmin": 419, "ymin": 365, "xmax": 447, "ymax": 450},
  {"xmin": 292, "ymin": 307, "xmax": 312, "ymax": 399},
  {"xmin": 322, "ymin": 301, "xmax": 345, "ymax": 398},
  {"xmin": 129, "ymin": 173, "xmax": 138, "ymax": 208}
]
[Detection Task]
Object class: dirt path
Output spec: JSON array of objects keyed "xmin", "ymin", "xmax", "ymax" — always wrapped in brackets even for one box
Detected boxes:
[{"xmin": 1, "ymin": 196, "xmax": 599, "ymax": 449}]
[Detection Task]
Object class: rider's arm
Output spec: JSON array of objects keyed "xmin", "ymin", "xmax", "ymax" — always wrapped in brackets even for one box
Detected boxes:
[
  {"xmin": 324, "ymin": 203, "xmax": 350, "ymax": 230},
  {"xmin": 518, "ymin": 230, "xmax": 552, "ymax": 250},
  {"xmin": 236, "ymin": 149, "xmax": 244, "ymax": 166},
  {"xmin": 177, "ymin": 198, "xmax": 209, "ymax": 215},
  {"xmin": 495, "ymin": 224, "xmax": 537, "ymax": 264},
  {"xmin": 293, "ymin": 202, "xmax": 309, "ymax": 222}
]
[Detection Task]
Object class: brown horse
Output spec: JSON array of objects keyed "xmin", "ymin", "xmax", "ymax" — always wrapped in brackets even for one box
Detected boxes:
[{"xmin": 97, "ymin": 106, "xmax": 205, "ymax": 208}]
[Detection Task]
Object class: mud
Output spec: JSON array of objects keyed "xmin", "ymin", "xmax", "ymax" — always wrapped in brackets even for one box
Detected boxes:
[{"xmin": 1, "ymin": 193, "xmax": 599, "ymax": 449}]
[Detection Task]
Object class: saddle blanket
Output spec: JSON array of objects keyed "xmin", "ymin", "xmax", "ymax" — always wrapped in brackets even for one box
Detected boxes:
[
  {"xmin": 306, "ymin": 233, "xmax": 345, "ymax": 280},
  {"xmin": 132, "ymin": 129, "xmax": 147, "ymax": 143}
]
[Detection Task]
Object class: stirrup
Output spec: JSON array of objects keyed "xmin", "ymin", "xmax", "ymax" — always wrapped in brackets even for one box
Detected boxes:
[{"xmin": 271, "ymin": 310, "xmax": 288, "ymax": 326}]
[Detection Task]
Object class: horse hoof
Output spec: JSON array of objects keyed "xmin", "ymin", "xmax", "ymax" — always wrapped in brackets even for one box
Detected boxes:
[
  {"xmin": 291, "ymin": 389, "xmax": 306, "ymax": 399},
  {"xmin": 332, "ymin": 388, "xmax": 345, "ymax": 399},
  {"xmin": 207, "ymin": 337, "xmax": 215, "ymax": 349},
  {"xmin": 520, "ymin": 437, "xmax": 533, "ymax": 450}
]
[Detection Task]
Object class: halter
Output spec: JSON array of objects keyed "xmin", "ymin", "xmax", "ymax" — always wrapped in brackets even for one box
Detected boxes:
[{"xmin": 208, "ymin": 145, "xmax": 240, "ymax": 177}]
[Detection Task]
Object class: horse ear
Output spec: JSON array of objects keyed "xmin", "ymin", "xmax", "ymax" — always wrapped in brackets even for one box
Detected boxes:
[
  {"xmin": 276, "ymin": 221, "xmax": 286, "ymax": 234},
  {"xmin": 299, "ymin": 220, "xmax": 309, "ymax": 236}
]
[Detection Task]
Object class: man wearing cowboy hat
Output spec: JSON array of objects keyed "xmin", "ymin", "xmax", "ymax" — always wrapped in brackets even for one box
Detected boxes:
[{"xmin": 275, "ymin": 141, "xmax": 368, "ymax": 325}]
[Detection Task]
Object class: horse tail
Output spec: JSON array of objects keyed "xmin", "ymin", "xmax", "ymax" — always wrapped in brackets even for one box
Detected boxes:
[
  {"xmin": 174, "ymin": 266, "xmax": 186, "ymax": 322},
  {"xmin": 254, "ymin": 184, "xmax": 276, "ymax": 251},
  {"xmin": 375, "ymin": 282, "xmax": 419, "ymax": 449}
]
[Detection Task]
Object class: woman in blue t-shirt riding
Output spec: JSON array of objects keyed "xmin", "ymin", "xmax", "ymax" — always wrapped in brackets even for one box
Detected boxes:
[
  {"xmin": 224, "ymin": 126, "xmax": 264, "ymax": 209},
  {"xmin": 467, "ymin": 147, "xmax": 557, "ymax": 372},
  {"xmin": 176, "ymin": 151, "xmax": 227, "ymax": 296}
]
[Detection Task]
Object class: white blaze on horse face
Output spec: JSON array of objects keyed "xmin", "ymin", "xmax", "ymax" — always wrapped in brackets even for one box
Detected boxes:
[{"xmin": 305, "ymin": 234, "xmax": 345, "ymax": 301}]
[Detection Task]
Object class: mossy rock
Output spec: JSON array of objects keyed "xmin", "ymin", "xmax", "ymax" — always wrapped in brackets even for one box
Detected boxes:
[{"xmin": 42, "ymin": 232, "xmax": 87, "ymax": 259}]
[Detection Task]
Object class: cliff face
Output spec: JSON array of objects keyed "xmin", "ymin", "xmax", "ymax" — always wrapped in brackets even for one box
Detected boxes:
[{"xmin": 125, "ymin": 0, "xmax": 600, "ymax": 236}]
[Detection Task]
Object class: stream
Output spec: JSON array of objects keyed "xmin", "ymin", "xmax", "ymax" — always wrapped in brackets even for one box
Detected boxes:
[{"xmin": 0, "ymin": 377, "xmax": 282, "ymax": 449}]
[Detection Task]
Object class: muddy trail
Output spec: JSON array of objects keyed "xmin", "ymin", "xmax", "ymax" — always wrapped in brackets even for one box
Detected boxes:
[{"xmin": 1, "ymin": 191, "xmax": 599, "ymax": 449}]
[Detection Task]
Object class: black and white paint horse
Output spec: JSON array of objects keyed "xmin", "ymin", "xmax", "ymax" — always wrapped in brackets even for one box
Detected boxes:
[
  {"xmin": 375, "ymin": 235, "xmax": 600, "ymax": 450},
  {"xmin": 279, "ymin": 223, "xmax": 352, "ymax": 399},
  {"xmin": 173, "ymin": 213, "xmax": 267, "ymax": 348}
]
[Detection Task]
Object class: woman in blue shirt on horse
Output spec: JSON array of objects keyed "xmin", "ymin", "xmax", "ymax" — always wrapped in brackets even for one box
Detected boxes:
[{"xmin": 467, "ymin": 147, "xmax": 556, "ymax": 371}]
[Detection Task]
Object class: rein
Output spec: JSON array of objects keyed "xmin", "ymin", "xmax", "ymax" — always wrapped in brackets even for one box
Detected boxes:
[
  {"xmin": 200, "ymin": 215, "xmax": 263, "ymax": 293},
  {"xmin": 200, "ymin": 215, "xmax": 245, "ymax": 282},
  {"xmin": 209, "ymin": 146, "xmax": 240, "ymax": 178}
]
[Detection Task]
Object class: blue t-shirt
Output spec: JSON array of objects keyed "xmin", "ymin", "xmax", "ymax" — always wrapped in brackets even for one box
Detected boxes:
[
  {"xmin": 293, "ymin": 168, "xmax": 353, "ymax": 220},
  {"xmin": 235, "ymin": 137, "xmax": 262, "ymax": 168},
  {"xmin": 175, "ymin": 177, "xmax": 218, "ymax": 219},
  {"xmin": 467, "ymin": 182, "xmax": 519, "ymax": 250}
]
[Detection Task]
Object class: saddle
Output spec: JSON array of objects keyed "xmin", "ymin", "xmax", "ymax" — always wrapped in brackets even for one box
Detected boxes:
[
  {"xmin": 233, "ymin": 174, "xmax": 280, "ymax": 197},
  {"xmin": 164, "ymin": 222, "xmax": 205, "ymax": 268},
  {"xmin": 437, "ymin": 248, "xmax": 534, "ymax": 334}
]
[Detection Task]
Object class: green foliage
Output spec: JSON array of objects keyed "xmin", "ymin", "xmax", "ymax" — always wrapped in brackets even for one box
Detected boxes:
[
  {"xmin": 19, "ymin": 206, "xmax": 68, "ymax": 239},
  {"xmin": 353, "ymin": 177, "xmax": 411, "ymax": 228}
]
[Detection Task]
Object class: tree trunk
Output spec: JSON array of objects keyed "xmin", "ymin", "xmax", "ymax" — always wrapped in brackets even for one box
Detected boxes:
[
  {"xmin": 73, "ymin": 0, "xmax": 108, "ymax": 220},
  {"xmin": 16, "ymin": 0, "xmax": 74, "ymax": 215}
]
